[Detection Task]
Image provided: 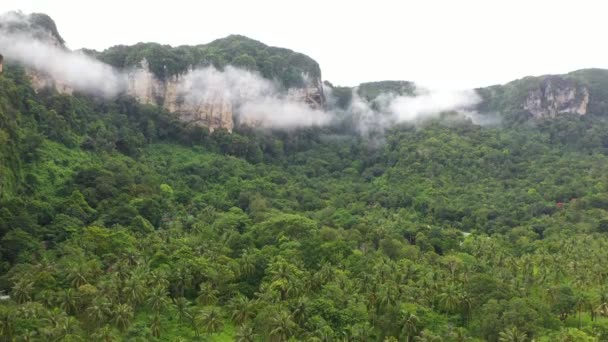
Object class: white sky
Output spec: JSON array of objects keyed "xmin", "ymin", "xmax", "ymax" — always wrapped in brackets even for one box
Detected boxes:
[{"xmin": 1, "ymin": 0, "xmax": 607, "ymax": 89}]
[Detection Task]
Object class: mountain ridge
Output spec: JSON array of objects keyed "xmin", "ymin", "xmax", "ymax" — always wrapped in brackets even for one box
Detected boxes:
[{"xmin": 2, "ymin": 11, "xmax": 608, "ymax": 129}]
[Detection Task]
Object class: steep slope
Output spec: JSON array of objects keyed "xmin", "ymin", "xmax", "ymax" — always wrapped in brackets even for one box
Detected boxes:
[
  {"xmin": 476, "ymin": 69, "xmax": 608, "ymax": 123},
  {"xmin": 0, "ymin": 13, "xmax": 325, "ymax": 132}
]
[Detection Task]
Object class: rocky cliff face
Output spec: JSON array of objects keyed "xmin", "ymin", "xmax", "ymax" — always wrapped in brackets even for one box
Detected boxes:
[
  {"xmin": 523, "ymin": 76, "xmax": 589, "ymax": 118},
  {"xmin": 125, "ymin": 59, "xmax": 235, "ymax": 132},
  {"xmin": 24, "ymin": 57, "xmax": 325, "ymax": 132},
  {"xmin": 287, "ymin": 77, "xmax": 325, "ymax": 109}
]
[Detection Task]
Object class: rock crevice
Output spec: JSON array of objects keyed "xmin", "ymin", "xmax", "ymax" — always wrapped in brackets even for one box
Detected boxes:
[{"xmin": 523, "ymin": 76, "xmax": 589, "ymax": 118}]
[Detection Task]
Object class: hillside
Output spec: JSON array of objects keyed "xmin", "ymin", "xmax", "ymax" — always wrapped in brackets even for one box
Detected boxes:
[{"xmin": 3, "ymin": 12, "xmax": 608, "ymax": 342}]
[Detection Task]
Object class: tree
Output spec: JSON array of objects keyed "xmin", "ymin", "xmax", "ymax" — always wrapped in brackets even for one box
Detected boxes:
[
  {"xmin": 91, "ymin": 325, "xmax": 119, "ymax": 342},
  {"xmin": 400, "ymin": 310, "xmax": 420, "ymax": 342},
  {"xmin": 85, "ymin": 296, "xmax": 112, "ymax": 328},
  {"xmin": 122, "ymin": 275, "xmax": 146, "ymax": 306},
  {"xmin": 150, "ymin": 313, "xmax": 162, "ymax": 338},
  {"xmin": 235, "ymin": 325, "xmax": 257, "ymax": 342},
  {"xmin": 268, "ymin": 310, "xmax": 297, "ymax": 342},
  {"xmin": 229, "ymin": 295, "xmax": 257, "ymax": 326},
  {"xmin": 12, "ymin": 279, "xmax": 34, "ymax": 304},
  {"xmin": 59, "ymin": 288, "xmax": 80, "ymax": 315},
  {"xmin": 437, "ymin": 284, "xmax": 463, "ymax": 314},
  {"xmin": 146, "ymin": 285, "xmax": 169, "ymax": 314},
  {"xmin": 112, "ymin": 303, "xmax": 133, "ymax": 332},
  {"xmin": 498, "ymin": 327, "xmax": 528, "ymax": 342},
  {"xmin": 173, "ymin": 297, "xmax": 191, "ymax": 323},
  {"xmin": 196, "ymin": 307, "xmax": 224, "ymax": 336}
]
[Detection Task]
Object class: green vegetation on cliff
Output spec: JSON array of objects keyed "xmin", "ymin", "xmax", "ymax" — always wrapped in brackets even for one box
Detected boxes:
[
  {"xmin": 5, "ymin": 13, "xmax": 608, "ymax": 341},
  {"xmin": 4, "ymin": 59, "xmax": 608, "ymax": 341},
  {"xmin": 97, "ymin": 35, "xmax": 321, "ymax": 88}
]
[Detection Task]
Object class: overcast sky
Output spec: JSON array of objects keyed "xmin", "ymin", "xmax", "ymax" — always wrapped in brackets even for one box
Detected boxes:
[{"xmin": 1, "ymin": 0, "xmax": 606, "ymax": 89}]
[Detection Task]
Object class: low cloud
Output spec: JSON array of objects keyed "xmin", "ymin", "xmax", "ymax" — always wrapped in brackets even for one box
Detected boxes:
[
  {"xmin": 388, "ymin": 88, "xmax": 481, "ymax": 122},
  {"xmin": 0, "ymin": 12, "xmax": 494, "ymax": 131},
  {"xmin": 177, "ymin": 66, "xmax": 331, "ymax": 129},
  {"xmin": 341, "ymin": 86, "xmax": 493, "ymax": 135},
  {"xmin": 0, "ymin": 14, "xmax": 125, "ymax": 97}
]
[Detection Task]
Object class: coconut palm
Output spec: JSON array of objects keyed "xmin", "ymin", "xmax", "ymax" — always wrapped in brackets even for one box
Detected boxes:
[
  {"xmin": 437, "ymin": 284, "xmax": 463, "ymax": 313},
  {"xmin": 173, "ymin": 297, "xmax": 191, "ymax": 323},
  {"xmin": 59, "ymin": 288, "xmax": 80, "ymax": 315},
  {"xmin": 269, "ymin": 310, "xmax": 297, "ymax": 342},
  {"xmin": 91, "ymin": 325, "xmax": 119, "ymax": 342},
  {"xmin": 112, "ymin": 303, "xmax": 133, "ymax": 332},
  {"xmin": 197, "ymin": 282, "xmax": 219, "ymax": 306},
  {"xmin": 239, "ymin": 248, "xmax": 258, "ymax": 276},
  {"xmin": 146, "ymin": 285, "xmax": 169, "ymax": 314},
  {"xmin": 0, "ymin": 310, "xmax": 16, "ymax": 341},
  {"xmin": 150, "ymin": 313, "xmax": 162, "ymax": 338},
  {"xmin": 12, "ymin": 280, "xmax": 34, "ymax": 304},
  {"xmin": 400, "ymin": 310, "xmax": 420, "ymax": 342},
  {"xmin": 122, "ymin": 275, "xmax": 146, "ymax": 306},
  {"xmin": 86, "ymin": 296, "xmax": 112, "ymax": 328},
  {"xmin": 268, "ymin": 258, "xmax": 301, "ymax": 301},
  {"xmin": 498, "ymin": 327, "xmax": 527, "ymax": 342},
  {"xmin": 196, "ymin": 307, "xmax": 224, "ymax": 335},
  {"xmin": 229, "ymin": 295, "xmax": 257, "ymax": 325},
  {"xmin": 235, "ymin": 325, "xmax": 257, "ymax": 342}
]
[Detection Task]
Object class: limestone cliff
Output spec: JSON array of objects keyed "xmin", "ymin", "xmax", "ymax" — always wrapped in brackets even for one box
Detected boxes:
[
  {"xmin": 523, "ymin": 76, "xmax": 589, "ymax": 118},
  {"xmin": 125, "ymin": 59, "xmax": 235, "ymax": 132},
  {"xmin": 476, "ymin": 74, "xmax": 593, "ymax": 121},
  {"xmin": 286, "ymin": 77, "xmax": 325, "ymax": 109}
]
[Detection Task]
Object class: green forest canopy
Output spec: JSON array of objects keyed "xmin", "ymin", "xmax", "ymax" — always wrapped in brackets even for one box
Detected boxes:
[
  {"xmin": 4, "ymin": 13, "xmax": 608, "ymax": 340},
  {"xmin": 3, "ymin": 59, "xmax": 608, "ymax": 341}
]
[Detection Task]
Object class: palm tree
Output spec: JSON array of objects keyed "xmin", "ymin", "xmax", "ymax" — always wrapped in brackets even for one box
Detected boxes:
[
  {"xmin": 112, "ymin": 303, "xmax": 133, "ymax": 332},
  {"xmin": 59, "ymin": 288, "xmax": 80, "ymax": 315},
  {"xmin": 412, "ymin": 330, "xmax": 442, "ymax": 342},
  {"xmin": 498, "ymin": 327, "xmax": 527, "ymax": 342},
  {"xmin": 146, "ymin": 285, "xmax": 169, "ymax": 314},
  {"xmin": 12, "ymin": 280, "xmax": 34, "ymax": 304},
  {"xmin": 173, "ymin": 297, "xmax": 191, "ymax": 323},
  {"xmin": 235, "ymin": 325, "xmax": 257, "ymax": 342},
  {"xmin": 437, "ymin": 284, "xmax": 462, "ymax": 313},
  {"xmin": 65, "ymin": 262, "xmax": 90, "ymax": 288},
  {"xmin": 311, "ymin": 324, "xmax": 334, "ymax": 342},
  {"xmin": 268, "ymin": 258, "xmax": 301, "ymax": 301},
  {"xmin": 52, "ymin": 315, "xmax": 79, "ymax": 341},
  {"xmin": 239, "ymin": 248, "xmax": 258, "ymax": 276},
  {"xmin": 229, "ymin": 295, "xmax": 257, "ymax": 325},
  {"xmin": 86, "ymin": 296, "xmax": 112, "ymax": 328},
  {"xmin": 291, "ymin": 297, "xmax": 309, "ymax": 325},
  {"xmin": 269, "ymin": 310, "xmax": 297, "ymax": 342},
  {"xmin": 16, "ymin": 329, "xmax": 37, "ymax": 342},
  {"xmin": 196, "ymin": 307, "xmax": 224, "ymax": 335},
  {"xmin": 150, "ymin": 313, "xmax": 162, "ymax": 338},
  {"xmin": 91, "ymin": 325, "xmax": 119, "ymax": 342},
  {"xmin": 122, "ymin": 275, "xmax": 146, "ymax": 306},
  {"xmin": 344, "ymin": 322, "xmax": 373, "ymax": 341},
  {"xmin": 400, "ymin": 310, "xmax": 420, "ymax": 342},
  {"xmin": 197, "ymin": 282, "xmax": 219, "ymax": 306},
  {"xmin": 451, "ymin": 327, "xmax": 472, "ymax": 342},
  {"xmin": 0, "ymin": 309, "xmax": 16, "ymax": 341},
  {"xmin": 378, "ymin": 282, "xmax": 399, "ymax": 311},
  {"xmin": 36, "ymin": 289, "xmax": 55, "ymax": 308}
]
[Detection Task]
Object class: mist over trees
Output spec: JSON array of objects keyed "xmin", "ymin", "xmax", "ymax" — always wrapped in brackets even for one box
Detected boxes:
[{"xmin": 4, "ymin": 13, "xmax": 608, "ymax": 342}]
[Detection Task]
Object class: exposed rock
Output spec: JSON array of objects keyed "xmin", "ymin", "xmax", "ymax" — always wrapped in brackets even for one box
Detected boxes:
[
  {"xmin": 28, "ymin": 68, "xmax": 74, "ymax": 95},
  {"xmin": 26, "ymin": 57, "xmax": 326, "ymax": 132},
  {"xmin": 523, "ymin": 76, "xmax": 589, "ymax": 118},
  {"xmin": 287, "ymin": 76, "xmax": 325, "ymax": 108},
  {"xmin": 125, "ymin": 59, "xmax": 235, "ymax": 132}
]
